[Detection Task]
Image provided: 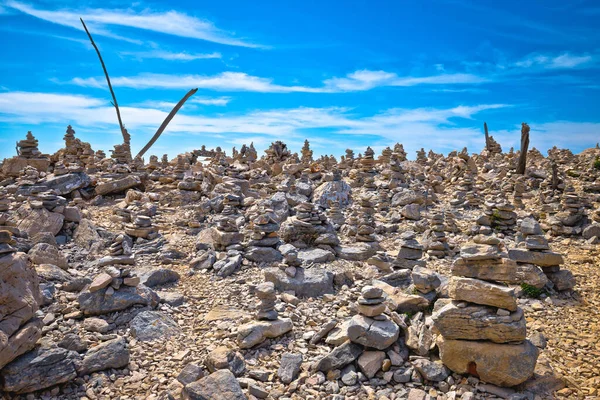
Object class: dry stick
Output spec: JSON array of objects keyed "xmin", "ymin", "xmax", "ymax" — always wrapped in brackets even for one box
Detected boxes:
[
  {"xmin": 484, "ymin": 122, "xmax": 490, "ymax": 151},
  {"xmin": 516, "ymin": 122, "xmax": 530, "ymax": 175},
  {"xmin": 80, "ymin": 18, "xmax": 126, "ymax": 144},
  {"xmin": 136, "ymin": 88, "xmax": 199, "ymax": 159}
]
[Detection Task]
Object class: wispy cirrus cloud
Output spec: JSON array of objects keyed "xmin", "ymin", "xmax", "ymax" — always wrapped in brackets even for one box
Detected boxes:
[
  {"xmin": 513, "ymin": 52, "xmax": 596, "ymax": 69},
  {"xmin": 120, "ymin": 50, "xmax": 222, "ymax": 61},
  {"xmin": 190, "ymin": 96, "xmax": 231, "ymax": 106},
  {"xmin": 4, "ymin": 1, "xmax": 265, "ymax": 48},
  {"xmin": 67, "ymin": 69, "xmax": 487, "ymax": 93}
]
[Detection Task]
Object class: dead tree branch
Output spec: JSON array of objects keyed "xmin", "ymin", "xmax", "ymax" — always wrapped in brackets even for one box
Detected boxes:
[
  {"xmin": 516, "ymin": 122, "xmax": 530, "ymax": 175},
  {"xmin": 80, "ymin": 18, "xmax": 127, "ymax": 145},
  {"xmin": 136, "ymin": 88, "xmax": 199, "ymax": 159}
]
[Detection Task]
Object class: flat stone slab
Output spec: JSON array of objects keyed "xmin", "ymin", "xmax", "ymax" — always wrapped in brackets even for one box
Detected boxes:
[
  {"xmin": 264, "ymin": 267, "xmax": 334, "ymax": 298},
  {"xmin": 508, "ymin": 249, "xmax": 564, "ymax": 267}
]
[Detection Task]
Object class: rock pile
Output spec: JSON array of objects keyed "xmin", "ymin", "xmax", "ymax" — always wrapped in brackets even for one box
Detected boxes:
[
  {"xmin": 424, "ymin": 213, "xmax": 450, "ymax": 258},
  {"xmin": 510, "ymin": 217, "xmax": 575, "ymax": 291},
  {"xmin": 394, "ymin": 231, "xmax": 425, "ymax": 270},
  {"xmin": 237, "ymin": 282, "xmax": 293, "ymax": 349},
  {"xmin": 434, "ymin": 242, "xmax": 539, "ymax": 387},
  {"xmin": 125, "ymin": 215, "xmax": 159, "ymax": 240}
]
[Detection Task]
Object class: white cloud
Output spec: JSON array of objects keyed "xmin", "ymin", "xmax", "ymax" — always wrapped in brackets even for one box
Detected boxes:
[
  {"xmin": 513, "ymin": 52, "xmax": 596, "ymax": 70},
  {"xmin": 4, "ymin": 1, "xmax": 265, "ymax": 48},
  {"xmin": 68, "ymin": 70, "xmax": 487, "ymax": 93},
  {"xmin": 120, "ymin": 50, "xmax": 222, "ymax": 61},
  {"xmin": 190, "ymin": 96, "xmax": 231, "ymax": 106}
]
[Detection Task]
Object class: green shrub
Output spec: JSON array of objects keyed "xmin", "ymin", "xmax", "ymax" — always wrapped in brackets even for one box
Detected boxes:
[
  {"xmin": 593, "ymin": 156, "xmax": 600, "ymax": 170},
  {"xmin": 521, "ymin": 283, "xmax": 544, "ymax": 299}
]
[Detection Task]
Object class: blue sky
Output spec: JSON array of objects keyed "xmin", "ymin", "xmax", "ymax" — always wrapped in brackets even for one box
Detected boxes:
[{"xmin": 0, "ymin": 0, "xmax": 599, "ymax": 160}]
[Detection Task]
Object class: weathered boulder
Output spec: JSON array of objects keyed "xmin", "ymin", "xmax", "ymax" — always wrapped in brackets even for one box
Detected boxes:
[
  {"xmin": 43, "ymin": 172, "xmax": 91, "ymax": 195},
  {"xmin": 17, "ymin": 206, "xmax": 64, "ymax": 236},
  {"xmin": 358, "ymin": 350, "xmax": 386, "ymax": 378},
  {"xmin": 95, "ymin": 175, "xmax": 142, "ymax": 196},
  {"xmin": 1, "ymin": 346, "xmax": 81, "ymax": 393},
  {"xmin": 412, "ymin": 359, "xmax": 451, "ymax": 382},
  {"xmin": 237, "ymin": 318, "xmax": 293, "ymax": 349},
  {"xmin": 78, "ymin": 284, "xmax": 159, "ymax": 315},
  {"xmin": 206, "ymin": 346, "xmax": 246, "ymax": 377},
  {"xmin": 451, "ymin": 257, "xmax": 519, "ymax": 283},
  {"xmin": 244, "ymin": 246, "xmax": 283, "ymax": 263},
  {"xmin": 432, "ymin": 302, "xmax": 526, "ymax": 343},
  {"xmin": 72, "ymin": 219, "xmax": 102, "ymax": 250},
  {"xmin": 264, "ymin": 267, "xmax": 334, "ymax": 298},
  {"xmin": 182, "ymin": 369, "xmax": 247, "ymax": 400},
  {"xmin": 28, "ymin": 242, "xmax": 68, "ymax": 269},
  {"xmin": 546, "ymin": 269, "xmax": 576, "ymax": 291},
  {"xmin": 79, "ymin": 337, "xmax": 129, "ymax": 375},
  {"xmin": 0, "ymin": 252, "xmax": 43, "ymax": 370},
  {"xmin": 437, "ymin": 337, "xmax": 538, "ymax": 387},
  {"xmin": 312, "ymin": 180, "xmax": 351, "ymax": 209},
  {"xmin": 137, "ymin": 268, "xmax": 180, "ymax": 288},
  {"xmin": 130, "ymin": 311, "xmax": 181, "ymax": 342},
  {"xmin": 297, "ymin": 248, "xmax": 335, "ymax": 264},
  {"xmin": 448, "ymin": 277, "xmax": 517, "ymax": 311},
  {"xmin": 508, "ymin": 249, "xmax": 564, "ymax": 267}
]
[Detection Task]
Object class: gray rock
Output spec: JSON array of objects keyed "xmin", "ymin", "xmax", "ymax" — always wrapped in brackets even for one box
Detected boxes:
[
  {"xmin": 583, "ymin": 223, "xmax": 600, "ymax": 239},
  {"xmin": 546, "ymin": 269, "xmax": 575, "ymax": 291},
  {"xmin": 520, "ymin": 217, "xmax": 543, "ymax": 235},
  {"xmin": 43, "ymin": 172, "xmax": 91, "ymax": 195},
  {"xmin": 347, "ymin": 315, "xmax": 399, "ymax": 350},
  {"xmin": 391, "ymin": 189, "xmax": 424, "ymax": 207},
  {"xmin": 312, "ymin": 180, "xmax": 351, "ymax": 208},
  {"xmin": 401, "ymin": 204, "xmax": 421, "ymax": 220},
  {"xmin": 237, "ymin": 318, "xmax": 293, "ymax": 349},
  {"xmin": 0, "ymin": 346, "xmax": 81, "ymax": 394},
  {"xmin": 297, "ymin": 248, "xmax": 335, "ymax": 264},
  {"xmin": 411, "ymin": 359, "xmax": 450, "ymax": 382},
  {"xmin": 432, "ymin": 302, "xmax": 526, "ymax": 343},
  {"xmin": 95, "ymin": 175, "xmax": 141, "ymax": 196},
  {"xmin": 315, "ymin": 341, "xmax": 363, "ymax": 372},
  {"xmin": 58, "ymin": 333, "xmax": 87, "ymax": 353},
  {"xmin": 130, "ymin": 311, "xmax": 181, "ymax": 342},
  {"xmin": 178, "ymin": 363, "xmax": 205, "ymax": 385},
  {"xmin": 78, "ymin": 284, "xmax": 159, "ymax": 315},
  {"xmin": 264, "ymin": 267, "xmax": 334, "ymax": 298},
  {"xmin": 341, "ymin": 364, "xmax": 358, "ymax": 385},
  {"xmin": 244, "ymin": 246, "xmax": 283, "ymax": 263},
  {"xmin": 159, "ymin": 291, "xmax": 185, "ymax": 306},
  {"xmin": 214, "ymin": 254, "xmax": 243, "ymax": 277},
  {"xmin": 137, "ymin": 268, "xmax": 180, "ymax": 287},
  {"xmin": 508, "ymin": 249, "xmax": 564, "ymax": 267},
  {"xmin": 79, "ymin": 337, "xmax": 129, "ymax": 375},
  {"xmin": 183, "ymin": 370, "xmax": 247, "ymax": 400},
  {"xmin": 448, "ymin": 276, "xmax": 517, "ymax": 311},
  {"xmin": 357, "ymin": 350, "xmax": 385, "ymax": 378},
  {"xmin": 336, "ymin": 244, "xmax": 377, "ymax": 261},
  {"xmin": 28, "ymin": 242, "xmax": 68, "ymax": 269},
  {"xmin": 277, "ymin": 353, "xmax": 303, "ymax": 384},
  {"xmin": 411, "ymin": 267, "xmax": 441, "ymax": 293}
]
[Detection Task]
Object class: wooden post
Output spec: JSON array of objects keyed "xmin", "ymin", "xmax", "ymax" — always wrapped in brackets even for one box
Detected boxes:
[
  {"xmin": 484, "ymin": 122, "xmax": 490, "ymax": 151},
  {"xmin": 516, "ymin": 123, "xmax": 530, "ymax": 175},
  {"xmin": 551, "ymin": 162, "xmax": 559, "ymax": 190}
]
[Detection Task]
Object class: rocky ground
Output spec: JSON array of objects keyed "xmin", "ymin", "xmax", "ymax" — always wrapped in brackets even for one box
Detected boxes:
[{"xmin": 1, "ymin": 137, "xmax": 600, "ymax": 400}]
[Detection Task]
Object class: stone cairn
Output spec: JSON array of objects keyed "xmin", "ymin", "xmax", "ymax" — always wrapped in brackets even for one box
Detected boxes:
[
  {"xmin": 513, "ymin": 176, "xmax": 526, "ymax": 209},
  {"xmin": 416, "ymin": 148, "xmax": 427, "ymax": 164},
  {"xmin": 125, "ymin": 215, "xmax": 159, "ymax": 240},
  {"xmin": 0, "ymin": 230, "xmax": 16, "ymax": 255},
  {"xmin": 551, "ymin": 186, "xmax": 585, "ymax": 236},
  {"xmin": 248, "ymin": 208, "xmax": 280, "ymax": 248},
  {"xmin": 433, "ymin": 242, "xmax": 539, "ymax": 388},
  {"xmin": 295, "ymin": 201, "xmax": 326, "ymax": 227},
  {"xmin": 347, "ymin": 285, "xmax": 399, "ymax": 350},
  {"xmin": 301, "ymin": 139, "xmax": 313, "ymax": 164},
  {"xmin": 482, "ymin": 195, "xmax": 517, "ymax": 232},
  {"xmin": 88, "ymin": 266, "xmax": 140, "ymax": 295},
  {"xmin": 394, "ymin": 231, "xmax": 425, "ymax": 270},
  {"xmin": 17, "ymin": 131, "xmax": 42, "ymax": 158},
  {"xmin": 356, "ymin": 197, "xmax": 376, "ymax": 243},
  {"xmin": 361, "ymin": 147, "xmax": 377, "ymax": 191},
  {"xmin": 237, "ymin": 281, "xmax": 293, "ymax": 349},
  {"xmin": 101, "ymin": 234, "xmax": 135, "ymax": 266},
  {"xmin": 450, "ymin": 172, "xmax": 479, "ymax": 208},
  {"xmin": 424, "ymin": 213, "xmax": 450, "ymax": 258},
  {"xmin": 327, "ymin": 200, "xmax": 345, "ymax": 230},
  {"xmin": 509, "ymin": 217, "xmax": 575, "ymax": 291}
]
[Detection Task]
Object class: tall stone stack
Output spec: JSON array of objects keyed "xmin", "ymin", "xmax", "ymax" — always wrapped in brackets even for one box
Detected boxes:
[
  {"xmin": 393, "ymin": 143, "xmax": 407, "ymax": 162},
  {"xmin": 360, "ymin": 147, "xmax": 377, "ymax": 190},
  {"xmin": 294, "ymin": 202, "xmax": 326, "ymax": 227},
  {"xmin": 214, "ymin": 214, "xmax": 243, "ymax": 251},
  {"xmin": 552, "ymin": 186, "xmax": 585, "ymax": 235},
  {"xmin": 394, "ymin": 231, "xmax": 425, "ymax": 270},
  {"xmin": 416, "ymin": 148, "xmax": 427, "ymax": 164},
  {"xmin": 510, "ymin": 217, "xmax": 575, "ymax": 291},
  {"xmin": 327, "ymin": 200, "xmax": 345, "ymax": 229},
  {"xmin": 17, "ymin": 131, "xmax": 42, "ymax": 159},
  {"xmin": 237, "ymin": 281, "xmax": 292, "ymax": 349},
  {"xmin": 450, "ymin": 172, "xmax": 479, "ymax": 208},
  {"xmin": 245, "ymin": 208, "xmax": 281, "ymax": 263},
  {"xmin": 300, "ymin": 139, "xmax": 313, "ymax": 164},
  {"xmin": 356, "ymin": 196, "xmax": 376, "ymax": 243},
  {"xmin": 378, "ymin": 147, "xmax": 392, "ymax": 165},
  {"xmin": 513, "ymin": 176, "xmax": 526, "ymax": 209},
  {"xmin": 433, "ymin": 242, "xmax": 539, "ymax": 387},
  {"xmin": 424, "ymin": 213, "xmax": 450, "ymax": 258}
]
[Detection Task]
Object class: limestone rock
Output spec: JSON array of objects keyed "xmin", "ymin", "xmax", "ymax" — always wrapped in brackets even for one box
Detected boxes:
[
  {"xmin": 347, "ymin": 314, "xmax": 399, "ymax": 350},
  {"xmin": 182, "ymin": 370, "xmax": 247, "ymax": 400},
  {"xmin": 78, "ymin": 284, "xmax": 159, "ymax": 315},
  {"xmin": 237, "ymin": 318, "xmax": 293, "ymax": 349},
  {"xmin": 80, "ymin": 337, "xmax": 129, "ymax": 375},
  {"xmin": 437, "ymin": 337, "xmax": 538, "ymax": 387},
  {"xmin": 130, "ymin": 311, "xmax": 182, "ymax": 342},
  {"xmin": 264, "ymin": 267, "xmax": 333, "ymax": 298},
  {"xmin": 448, "ymin": 276, "xmax": 517, "ymax": 311},
  {"xmin": 432, "ymin": 302, "xmax": 526, "ymax": 343},
  {"xmin": 315, "ymin": 341, "xmax": 363, "ymax": 372}
]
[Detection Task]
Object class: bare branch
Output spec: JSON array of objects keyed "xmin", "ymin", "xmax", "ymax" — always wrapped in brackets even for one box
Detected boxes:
[
  {"xmin": 136, "ymin": 88, "xmax": 199, "ymax": 159},
  {"xmin": 80, "ymin": 18, "xmax": 127, "ymax": 145}
]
